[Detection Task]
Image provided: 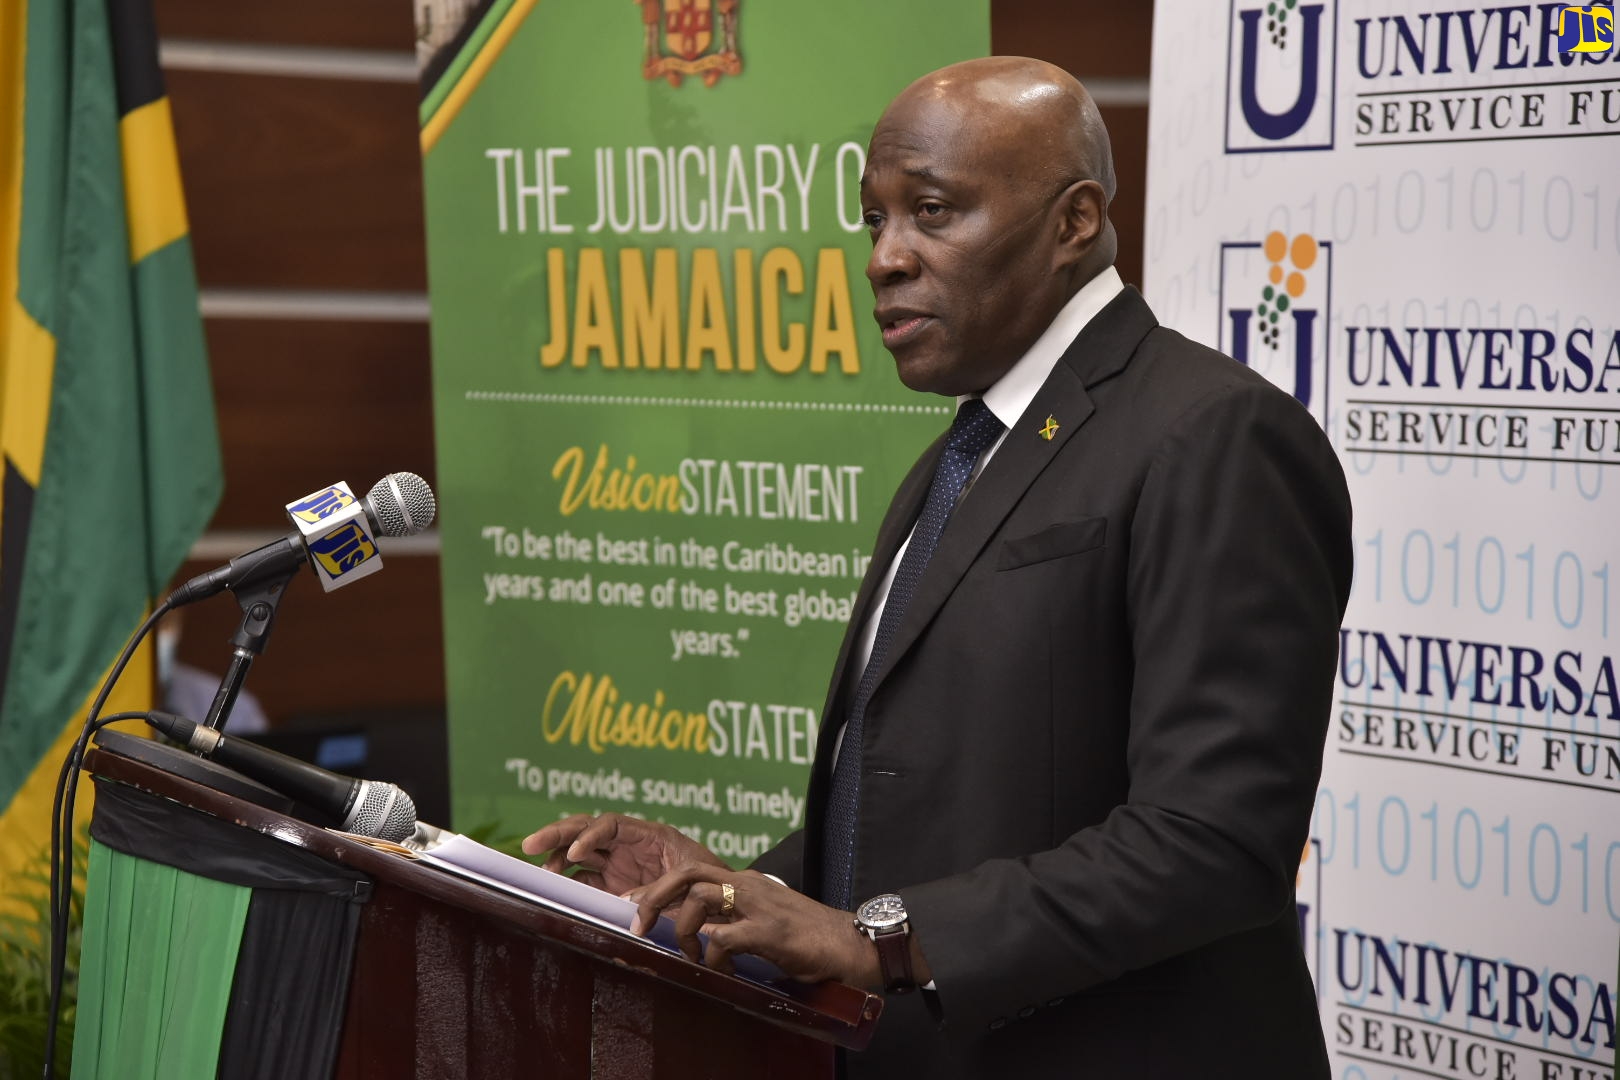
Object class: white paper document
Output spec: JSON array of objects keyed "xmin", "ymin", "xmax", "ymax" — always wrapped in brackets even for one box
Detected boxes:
[
  {"xmin": 416, "ymin": 829, "xmax": 643, "ymax": 936},
  {"xmin": 406, "ymin": 826, "xmax": 788, "ymax": 985}
]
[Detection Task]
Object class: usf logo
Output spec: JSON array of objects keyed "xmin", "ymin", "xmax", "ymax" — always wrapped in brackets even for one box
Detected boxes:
[
  {"xmin": 1218, "ymin": 230, "xmax": 1332, "ymax": 427},
  {"xmin": 1225, "ymin": 0, "xmax": 1338, "ymax": 153},
  {"xmin": 287, "ymin": 486, "xmax": 356, "ymax": 525},
  {"xmin": 308, "ymin": 521, "xmax": 379, "ymax": 579}
]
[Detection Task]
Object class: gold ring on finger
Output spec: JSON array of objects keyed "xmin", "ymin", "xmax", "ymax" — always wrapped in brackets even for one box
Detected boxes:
[{"xmin": 719, "ymin": 882, "xmax": 736, "ymax": 915}]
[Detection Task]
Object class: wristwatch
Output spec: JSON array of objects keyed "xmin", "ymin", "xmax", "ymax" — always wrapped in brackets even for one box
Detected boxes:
[{"xmin": 854, "ymin": 893, "xmax": 917, "ymax": 994}]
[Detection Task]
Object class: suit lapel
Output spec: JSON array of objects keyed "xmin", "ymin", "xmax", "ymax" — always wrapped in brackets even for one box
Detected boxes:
[
  {"xmin": 873, "ymin": 287, "xmax": 1159, "ymax": 694},
  {"xmin": 814, "ymin": 436, "xmax": 942, "ymax": 746},
  {"xmin": 874, "ymin": 363, "xmax": 1092, "ymax": 684}
]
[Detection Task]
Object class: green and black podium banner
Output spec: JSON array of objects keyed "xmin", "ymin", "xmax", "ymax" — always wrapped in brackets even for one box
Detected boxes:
[{"xmin": 73, "ymin": 780, "xmax": 371, "ymax": 1079}]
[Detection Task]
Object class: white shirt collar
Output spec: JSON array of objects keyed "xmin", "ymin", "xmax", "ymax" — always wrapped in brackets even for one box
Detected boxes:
[{"xmin": 963, "ymin": 265, "xmax": 1125, "ymax": 430}]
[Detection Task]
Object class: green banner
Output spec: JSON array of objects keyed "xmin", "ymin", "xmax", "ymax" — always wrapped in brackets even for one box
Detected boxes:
[{"xmin": 419, "ymin": 0, "xmax": 988, "ymax": 861}]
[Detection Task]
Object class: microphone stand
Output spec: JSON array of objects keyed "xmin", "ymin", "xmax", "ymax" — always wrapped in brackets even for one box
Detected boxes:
[{"xmin": 203, "ymin": 567, "xmax": 297, "ymax": 731}]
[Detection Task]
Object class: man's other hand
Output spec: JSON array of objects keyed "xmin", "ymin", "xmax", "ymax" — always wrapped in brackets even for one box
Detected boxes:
[
  {"xmin": 625, "ymin": 867, "xmax": 884, "ymax": 988},
  {"xmin": 521, "ymin": 812, "xmax": 727, "ymax": 896}
]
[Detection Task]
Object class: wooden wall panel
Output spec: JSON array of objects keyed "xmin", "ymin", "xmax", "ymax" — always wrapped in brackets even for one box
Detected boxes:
[
  {"xmin": 171, "ymin": 556, "xmax": 445, "ymax": 721},
  {"xmin": 990, "ymin": 2, "xmax": 1155, "ymax": 288},
  {"xmin": 202, "ymin": 319, "xmax": 436, "ymax": 530},
  {"xmin": 991, "ymin": 0, "xmax": 1156, "ymax": 79},
  {"xmin": 168, "ymin": 70, "xmax": 426, "ymax": 291},
  {"xmin": 153, "ymin": 0, "xmax": 417, "ymax": 52}
]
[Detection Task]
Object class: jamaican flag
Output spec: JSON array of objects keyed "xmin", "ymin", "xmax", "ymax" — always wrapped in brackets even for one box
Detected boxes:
[{"xmin": 0, "ymin": 0, "xmax": 221, "ymax": 903}]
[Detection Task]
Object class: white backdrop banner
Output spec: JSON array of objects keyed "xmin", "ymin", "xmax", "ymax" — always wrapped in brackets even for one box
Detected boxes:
[{"xmin": 1146, "ymin": 3, "xmax": 1618, "ymax": 1077}]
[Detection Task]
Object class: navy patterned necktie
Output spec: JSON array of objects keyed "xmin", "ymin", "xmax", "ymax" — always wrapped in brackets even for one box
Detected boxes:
[{"xmin": 821, "ymin": 398, "xmax": 1006, "ymax": 908}]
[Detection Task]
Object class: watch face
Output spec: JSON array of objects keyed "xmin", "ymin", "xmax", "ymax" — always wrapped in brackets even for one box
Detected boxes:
[{"xmin": 858, "ymin": 893, "xmax": 908, "ymax": 931}]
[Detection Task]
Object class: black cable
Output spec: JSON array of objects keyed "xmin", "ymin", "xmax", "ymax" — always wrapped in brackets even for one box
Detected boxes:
[
  {"xmin": 40, "ymin": 710, "xmax": 149, "ymax": 1078},
  {"xmin": 42, "ymin": 598, "xmax": 171, "ymax": 1079}
]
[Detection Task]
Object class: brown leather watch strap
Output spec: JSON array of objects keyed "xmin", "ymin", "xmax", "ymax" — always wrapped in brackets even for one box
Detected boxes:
[{"xmin": 871, "ymin": 926, "xmax": 916, "ymax": 994}]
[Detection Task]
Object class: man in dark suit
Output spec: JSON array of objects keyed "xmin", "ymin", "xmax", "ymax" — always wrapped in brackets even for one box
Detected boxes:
[{"xmin": 525, "ymin": 56, "xmax": 1351, "ymax": 1077}]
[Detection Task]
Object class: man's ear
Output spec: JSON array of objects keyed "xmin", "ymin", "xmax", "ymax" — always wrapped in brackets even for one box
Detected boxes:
[{"xmin": 1054, "ymin": 180, "xmax": 1106, "ymax": 268}]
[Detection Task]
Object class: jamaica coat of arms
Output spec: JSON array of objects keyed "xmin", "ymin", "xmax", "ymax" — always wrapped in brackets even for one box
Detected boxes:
[{"xmin": 635, "ymin": 0, "xmax": 741, "ymax": 87}]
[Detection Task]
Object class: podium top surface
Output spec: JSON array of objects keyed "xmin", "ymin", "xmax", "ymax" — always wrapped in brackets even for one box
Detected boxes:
[{"xmin": 84, "ymin": 744, "xmax": 883, "ymax": 1051}]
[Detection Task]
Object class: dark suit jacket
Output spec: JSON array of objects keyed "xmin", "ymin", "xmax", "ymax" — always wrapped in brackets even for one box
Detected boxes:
[{"xmin": 752, "ymin": 287, "xmax": 1352, "ymax": 1078}]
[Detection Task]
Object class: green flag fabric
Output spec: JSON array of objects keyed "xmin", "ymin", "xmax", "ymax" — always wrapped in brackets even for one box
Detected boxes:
[
  {"xmin": 71, "ymin": 840, "xmax": 250, "ymax": 1078},
  {"xmin": 0, "ymin": 0, "xmax": 221, "ymax": 898}
]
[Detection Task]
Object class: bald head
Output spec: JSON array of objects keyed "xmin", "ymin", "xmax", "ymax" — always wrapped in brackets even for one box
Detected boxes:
[{"xmin": 883, "ymin": 57, "xmax": 1117, "ymax": 240}]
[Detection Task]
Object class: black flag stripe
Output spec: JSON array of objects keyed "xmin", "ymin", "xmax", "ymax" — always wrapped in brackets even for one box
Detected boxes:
[
  {"xmin": 106, "ymin": 0, "xmax": 164, "ymax": 117},
  {"xmin": 0, "ymin": 459, "xmax": 38, "ymax": 705}
]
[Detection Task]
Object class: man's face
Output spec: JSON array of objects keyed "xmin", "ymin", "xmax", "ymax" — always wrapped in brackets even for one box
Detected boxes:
[{"xmin": 861, "ymin": 96, "xmax": 1071, "ymax": 397}]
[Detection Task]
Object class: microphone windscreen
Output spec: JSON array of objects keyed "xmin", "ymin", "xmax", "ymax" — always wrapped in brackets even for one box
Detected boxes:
[
  {"xmin": 366, "ymin": 472, "xmax": 436, "ymax": 537},
  {"xmin": 347, "ymin": 781, "xmax": 418, "ymax": 842}
]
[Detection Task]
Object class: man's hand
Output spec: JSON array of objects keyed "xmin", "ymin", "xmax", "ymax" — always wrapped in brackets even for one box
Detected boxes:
[
  {"xmin": 521, "ymin": 813, "xmax": 726, "ymax": 896},
  {"xmin": 625, "ymin": 866, "xmax": 883, "ymax": 988}
]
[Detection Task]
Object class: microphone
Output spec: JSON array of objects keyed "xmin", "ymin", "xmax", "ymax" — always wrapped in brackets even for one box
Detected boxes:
[
  {"xmin": 169, "ymin": 472, "xmax": 437, "ymax": 608},
  {"xmin": 147, "ymin": 711, "xmax": 418, "ymax": 842}
]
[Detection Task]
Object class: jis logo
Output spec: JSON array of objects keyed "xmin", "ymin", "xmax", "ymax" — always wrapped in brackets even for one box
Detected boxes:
[
  {"xmin": 1225, "ymin": 0, "xmax": 1338, "ymax": 152},
  {"xmin": 1556, "ymin": 4, "xmax": 1616, "ymax": 52},
  {"xmin": 288, "ymin": 486, "xmax": 356, "ymax": 525},
  {"xmin": 308, "ymin": 521, "xmax": 378, "ymax": 579},
  {"xmin": 1218, "ymin": 231, "xmax": 1333, "ymax": 427}
]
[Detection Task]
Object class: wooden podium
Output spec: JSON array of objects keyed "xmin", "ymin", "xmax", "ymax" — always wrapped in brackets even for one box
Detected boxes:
[{"xmin": 83, "ymin": 745, "xmax": 882, "ymax": 1079}]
